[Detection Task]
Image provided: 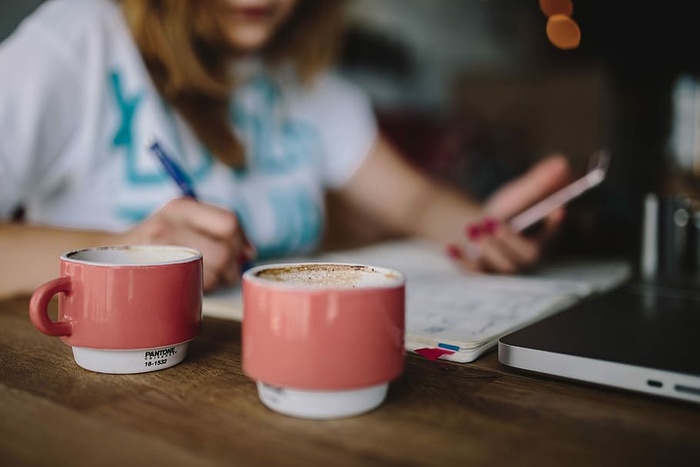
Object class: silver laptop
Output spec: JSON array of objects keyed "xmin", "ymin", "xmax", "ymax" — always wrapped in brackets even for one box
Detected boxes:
[{"xmin": 498, "ymin": 281, "xmax": 700, "ymax": 404}]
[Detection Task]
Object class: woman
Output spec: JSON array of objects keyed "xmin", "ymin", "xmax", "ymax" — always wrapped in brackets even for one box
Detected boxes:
[{"xmin": 0, "ymin": 0, "xmax": 570, "ymax": 297}]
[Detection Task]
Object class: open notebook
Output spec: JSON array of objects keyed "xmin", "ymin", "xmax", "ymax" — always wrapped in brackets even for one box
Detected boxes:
[{"xmin": 203, "ymin": 239, "xmax": 631, "ymax": 362}]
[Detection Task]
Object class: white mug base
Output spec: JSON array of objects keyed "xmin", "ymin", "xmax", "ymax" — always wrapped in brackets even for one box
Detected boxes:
[
  {"xmin": 71, "ymin": 342, "xmax": 189, "ymax": 374},
  {"xmin": 256, "ymin": 381, "xmax": 389, "ymax": 420}
]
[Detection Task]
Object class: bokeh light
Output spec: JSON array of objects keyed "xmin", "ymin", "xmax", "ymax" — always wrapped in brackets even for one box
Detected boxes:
[
  {"xmin": 546, "ymin": 14, "xmax": 581, "ymax": 50},
  {"xmin": 539, "ymin": 0, "xmax": 573, "ymax": 17},
  {"xmin": 540, "ymin": 0, "xmax": 580, "ymax": 50}
]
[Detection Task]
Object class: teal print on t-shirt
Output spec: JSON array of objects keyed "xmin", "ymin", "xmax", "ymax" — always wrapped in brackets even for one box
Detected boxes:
[
  {"xmin": 111, "ymin": 70, "xmax": 215, "ymax": 185},
  {"xmin": 230, "ymin": 76, "xmax": 324, "ymax": 256},
  {"xmin": 258, "ymin": 188, "xmax": 322, "ymax": 259},
  {"xmin": 110, "ymin": 71, "xmax": 162, "ymax": 183},
  {"xmin": 110, "ymin": 70, "xmax": 218, "ymax": 224},
  {"xmin": 232, "ymin": 76, "xmax": 318, "ymax": 173}
]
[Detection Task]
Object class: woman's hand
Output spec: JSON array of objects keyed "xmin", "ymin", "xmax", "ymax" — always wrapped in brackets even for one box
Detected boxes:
[
  {"xmin": 113, "ymin": 198, "xmax": 255, "ymax": 291},
  {"xmin": 334, "ymin": 135, "xmax": 572, "ymax": 276},
  {"xmin": 449, "ymin": 154, "xmax": 572, "ymax": 274}
]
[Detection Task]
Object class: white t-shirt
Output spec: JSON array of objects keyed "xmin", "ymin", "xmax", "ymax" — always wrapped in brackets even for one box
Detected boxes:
[{"xmin": 0, "ymin": 0, "xmax": 377, "ymax": 259}]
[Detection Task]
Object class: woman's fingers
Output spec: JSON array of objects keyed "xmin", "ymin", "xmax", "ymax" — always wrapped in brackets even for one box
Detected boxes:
[
  {"xmin": 120, "ymin": 198, "xmax": 255, "ymax": 291},
  {"xmin": 478, "ymin": 229, "xmax": 541, "ymax": 273},
  {"xmin": 485, "ymin": 154, "xmax": 572, "ymax": 219},
  {"xmin": 451, "ymin": 154, "xmax": 573, "ymax": 276},
  {"xmin": 447, "ymin": 218, "xmax": 545, "ymax": 274},
  {"xmin": 160, "ymin": 198, "xmax": 241, "ymax": 241}
]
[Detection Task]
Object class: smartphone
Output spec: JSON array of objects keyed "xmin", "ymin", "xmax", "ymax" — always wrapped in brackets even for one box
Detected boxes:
[{"xmin": 509, "ymin": 150, "xmax": 610, "ymax": 233}]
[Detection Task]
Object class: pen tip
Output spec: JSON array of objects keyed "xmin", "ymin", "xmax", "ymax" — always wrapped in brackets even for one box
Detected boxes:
[{"xmin": 145, "ymin": 135, "xmax": 158, "ymax": 150}]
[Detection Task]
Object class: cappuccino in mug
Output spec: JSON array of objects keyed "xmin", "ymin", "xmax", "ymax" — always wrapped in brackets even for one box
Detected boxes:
[{"xmin": 242, "ymin": 262, "xmax": 405, "ymax": 420}]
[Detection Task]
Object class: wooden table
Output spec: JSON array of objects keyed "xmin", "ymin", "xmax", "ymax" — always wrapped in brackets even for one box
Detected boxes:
[{"xmin": 2, "ymin": 296, "xmax": 699, "ymax": 467}]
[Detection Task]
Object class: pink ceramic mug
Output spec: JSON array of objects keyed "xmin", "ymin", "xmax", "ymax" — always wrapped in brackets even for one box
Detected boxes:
[
  {"xmin": 242, "ymin": 262, "xmax": 405, "ymax": 419},
  {"xmin": 29, "ymin": 245, "xmax": 203, "ymax": 374}
]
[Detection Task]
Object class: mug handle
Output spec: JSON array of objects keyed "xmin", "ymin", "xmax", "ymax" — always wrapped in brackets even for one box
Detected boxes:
[{"xmin": 29, "ymin": 277, "xmax": 73, "ymax": 336}]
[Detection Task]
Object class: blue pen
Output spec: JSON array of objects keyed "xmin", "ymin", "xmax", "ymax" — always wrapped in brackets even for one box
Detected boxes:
[
  {"xmin": 147, "ymin": 138, "xmax": 255, "ymax": 273},
  {"xmin": 148, "ymin": 139, "xmax": 198, "ymax": 199}
]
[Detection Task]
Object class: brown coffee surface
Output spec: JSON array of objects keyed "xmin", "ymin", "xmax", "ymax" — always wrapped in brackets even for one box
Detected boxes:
[{"xmin": 255, "ymin": 264, "xmax": 384, "ymax": 288}]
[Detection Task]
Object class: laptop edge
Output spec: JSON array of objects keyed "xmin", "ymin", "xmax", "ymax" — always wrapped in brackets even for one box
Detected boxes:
[{"xmin": 498, "ymin": 341, "xmax": 700, "ymax": 404}]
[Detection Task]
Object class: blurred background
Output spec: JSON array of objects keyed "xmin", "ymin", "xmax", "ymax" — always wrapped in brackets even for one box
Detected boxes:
[{"xmin": 3, "ymin": 0, "xmax": 699, "ymax": 268}]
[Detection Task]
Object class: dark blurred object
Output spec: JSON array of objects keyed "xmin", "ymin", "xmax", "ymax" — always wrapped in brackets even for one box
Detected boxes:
[
  {"xmin": 640, "ymin": 193, "xmax": 700, "ymax": 286},
  {"xmin": 574, "ymin": 1, "xmax": 700, "ymax": 76},
  {"xmin": 11, "ymin": 206, "xmax": 24, "ymax": 221},
  {"xmin": 340, "ymin": 25, "xmax": 415, "ymax": 79},
  {"xmin": 449, "ymin": 68, "xmax": 611, "ymax": 183},
  {"xmin": 665, "ymin": 75, "xmax": 700, "ymax": 199},
  {"xmin": 571, "ymin": 0, "xmax": 700, "ymax": 260},
  {"xmin": 379, "ymin": 108, "xmax": 530, "ymax": 201}
]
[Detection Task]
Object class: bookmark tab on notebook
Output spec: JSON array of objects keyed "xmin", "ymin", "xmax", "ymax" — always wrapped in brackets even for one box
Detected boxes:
[{"xmin": 414, "ymin": 347, "xmax": 455, "ymax": 361}]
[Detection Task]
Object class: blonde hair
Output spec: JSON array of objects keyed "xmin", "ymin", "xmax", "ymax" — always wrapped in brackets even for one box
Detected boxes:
[{"xmin": 120, "ymin": 0, "xmax": 347, "ymax": 167}]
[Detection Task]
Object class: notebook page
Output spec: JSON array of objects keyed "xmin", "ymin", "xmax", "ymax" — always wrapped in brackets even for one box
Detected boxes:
[
  {"xmin": 402, "ymin": 269, "xmax": 580, "ymax": 349},
  {"xmin": 202, "ymin": 238, "xmax": 631, "ymax": 361}
]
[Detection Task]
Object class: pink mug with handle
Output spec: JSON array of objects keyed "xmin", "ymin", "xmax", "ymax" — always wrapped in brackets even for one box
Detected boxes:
[{"xmin": 29, "ymin": 245, "xmax": 203, "ymax": 374}]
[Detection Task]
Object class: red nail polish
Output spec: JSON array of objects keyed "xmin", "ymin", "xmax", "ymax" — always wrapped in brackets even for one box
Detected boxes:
[
  {"xmin": 482, "ymin": 218, "xmax": 500, "ymax": 234},
  {"xmin": 466, "ymin": 223, "xmax": 482, "ymax": 241},
  {"xmin": 446, "ymin": 244, "xmax": 463, "ymax": 260}
]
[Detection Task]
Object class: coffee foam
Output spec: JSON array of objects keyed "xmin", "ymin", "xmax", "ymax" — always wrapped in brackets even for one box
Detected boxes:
[
  {"xmin": 254, "ymin": 263, "xmax": 402, "ymax": 288},
  {"xmin": 66, "ymin": 246, "xmax": 200, "ymax": 265}
]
